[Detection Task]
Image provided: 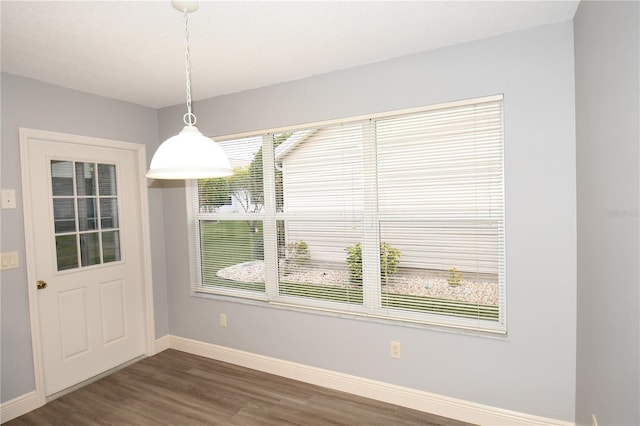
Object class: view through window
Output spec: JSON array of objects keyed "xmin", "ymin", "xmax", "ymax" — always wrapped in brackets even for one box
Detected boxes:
[{"xmin": 189, "ymin": 95, "xmax": 505, "ymax": 332}]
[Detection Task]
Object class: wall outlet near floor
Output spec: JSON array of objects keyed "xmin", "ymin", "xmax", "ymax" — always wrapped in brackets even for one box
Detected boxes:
[
  {"xmin": 390, "ymin": 341, "xmax": 401, "ymax": 359},
  {"xmin": 592, "ymin": 414, "xmax": 598, "ymax": 426},
  {"xmin": 219, "ymin": 313, "xmax": 227, "ymax": 328}
]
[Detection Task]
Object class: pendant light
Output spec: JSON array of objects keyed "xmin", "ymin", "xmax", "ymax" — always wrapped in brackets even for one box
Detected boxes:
[{"xmin": 146, "ymin": 1, "xmax": 232, "ymax": 180}]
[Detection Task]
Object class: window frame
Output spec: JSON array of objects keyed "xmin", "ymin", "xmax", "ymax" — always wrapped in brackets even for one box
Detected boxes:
[{"xmin": 187, "ymin": 94, "xmax": 506, "ymax": 334}]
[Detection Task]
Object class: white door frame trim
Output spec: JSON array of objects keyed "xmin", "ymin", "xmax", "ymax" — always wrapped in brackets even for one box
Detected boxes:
[{"xmin": 19, "ymin": 128, "xmax": 156, "ymax": 407}]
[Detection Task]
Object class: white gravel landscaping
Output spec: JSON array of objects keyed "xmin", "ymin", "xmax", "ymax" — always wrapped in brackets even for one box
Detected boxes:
[{"xmin": 217, "ymin": 260, "xmax": 498, "ymax": 305}]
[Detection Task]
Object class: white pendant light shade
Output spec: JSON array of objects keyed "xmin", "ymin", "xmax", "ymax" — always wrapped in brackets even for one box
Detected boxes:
[{"xmin": 146, "ymin": 125, "xmax": 233, "ymax": 179}]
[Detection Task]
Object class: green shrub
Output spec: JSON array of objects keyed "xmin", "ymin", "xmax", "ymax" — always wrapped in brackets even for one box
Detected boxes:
[
  {"xmin": 346, "ymin": 242, "xmax": 401, "ymax": 285},
  {"xmin": 447, "ymin": 267, "xmax": 463, "ymax": 287},
  {"xmin": 345, "ymin": 243, "xmax": 362, "ymax": 285},
  {"xmin": 286, "ymin": 240, "xmax": 310, "ymax": 265}
]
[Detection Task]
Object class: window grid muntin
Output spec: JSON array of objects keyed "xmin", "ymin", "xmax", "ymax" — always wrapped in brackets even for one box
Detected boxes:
[{"xmin": 51, "ymin": 160, "xmax": 122, "ymax": 271}]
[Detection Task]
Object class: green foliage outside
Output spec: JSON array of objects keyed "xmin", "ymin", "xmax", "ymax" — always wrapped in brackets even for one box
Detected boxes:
[
  {"xmin": 227, "ymin": 165, "xmax": 260, "ymax": 214},
  {"xmin": 286, "ymin": 240, "xmax": 310, "ymax": 265},
  {"xmin": 199, "ymin": 220, "xmax": 264, "ymax": 292},
  {"xmin": 245, "ymin": 133, "xmax": 290, "ymax": 211},
  {"xmin": 382, "ymin": 292, "xmax": 498, "ymax": 320},
  {"xmin": 198, "ymin": 133, "xmax": 291, "ymax": 235},
  {"xmin": 198, "ymin": 177, "xmax": 230, "ymax": 208},
  {"xmin": 346, "ymin": 242, "xmax": 401, "ymax": 285},
  {"xmin": 196, "ymin": 133, "xmax": 497, "ymax": 320},
  {"xmin": 199, "ymin": 223, "xmax": 496, "ymax": 320},
  {"xmin": 283, "ymin": 240, "xmax": 310, "ymax": 274}
]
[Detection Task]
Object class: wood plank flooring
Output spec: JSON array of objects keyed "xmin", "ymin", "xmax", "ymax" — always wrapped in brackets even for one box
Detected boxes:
[{"xmin": 6, "ymin": 349, "xmax": 475, "ymax": 425}]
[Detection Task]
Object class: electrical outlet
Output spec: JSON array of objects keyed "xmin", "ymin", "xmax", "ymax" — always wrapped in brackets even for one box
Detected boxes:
[
  {"xmin": 592, "ymin": 414, "xmax": 598, "ymax": 426},
  {"xmin": 219, "ymin": 313, "xmax": 227, "ymax": 328},
  {"xmin": 390, "ymin": 341, "xmax": 401, "ymax": 359}
]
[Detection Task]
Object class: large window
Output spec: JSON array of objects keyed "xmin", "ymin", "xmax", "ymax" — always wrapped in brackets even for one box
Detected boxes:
[{"xmin": 189, "ymin": 95, "xmax": 505, "ymax": 332}]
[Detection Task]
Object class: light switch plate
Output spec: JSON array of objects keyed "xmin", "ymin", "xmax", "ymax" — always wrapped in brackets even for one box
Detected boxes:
[
  {"xmin": 1, "ymin": 252, "xmax": 19, "ymax": 270},
  {"xmin": 1, "ymin": 189, "xmax": 16, "ymax": 209}
]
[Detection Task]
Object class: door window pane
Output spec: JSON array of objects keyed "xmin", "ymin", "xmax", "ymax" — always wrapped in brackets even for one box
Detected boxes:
[
  {"xmin": 75, "ymin": 162, "xmax": 96, "ymax": 196},
  {"xmin": 102, "ymin": 231, "xmax": 121, "ymax": 263},
  {"xmin": 51, "ymin": 160, "xmax": 122, "ymax": 271},
  {"xmin": 80, "ymin": 233, "xmax": 101, "ymax": 266},
  {"xmin": 77, "ymin": 198, "xmax": 98, "ymax": 231},
  {"xmin": 53, "ymin": 199, "xmax": 76, "ymax": 233},
  {"xmin": 51, "ymin": 161, "xmax": 74, "ymax": 196},
  {"xmin": 56, "ymin": 235, "xmax": 78, "ymax": 270},
  {"xmin": 100, "ymin": 198, "xmax": 119, "ymax": 229},
  {"xmin": 98, "ymin": 164, "xmax": 117, "ymax": 196}
]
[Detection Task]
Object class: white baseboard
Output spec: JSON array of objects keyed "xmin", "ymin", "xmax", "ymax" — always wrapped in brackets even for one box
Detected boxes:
[
  {"xmin": 0, "ymin": 391, "xmax": 40, "ymax": 424},
  {"xmin": 153, "ymin": 334, "xmax": 171, "ymax": 354},
  {"xmin": 164, "ymin": 335, "xmax": 574, "ymax": 426}
]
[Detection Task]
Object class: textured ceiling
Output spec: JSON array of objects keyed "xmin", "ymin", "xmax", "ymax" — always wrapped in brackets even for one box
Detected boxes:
[{"xmin": 1, "ymin": 1, "xmax": 579, "ymax": 109}]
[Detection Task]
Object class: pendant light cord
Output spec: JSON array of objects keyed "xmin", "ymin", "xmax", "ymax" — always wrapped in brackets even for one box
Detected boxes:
[{"xmin": 182, "ymin": 8, "xmax": 197, "ymax": 126}]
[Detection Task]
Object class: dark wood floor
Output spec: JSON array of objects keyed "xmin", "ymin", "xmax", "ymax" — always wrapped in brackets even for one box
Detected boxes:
[{"xmin": 6, "ymin": 349, "xmax": 475, "ymax": 425}]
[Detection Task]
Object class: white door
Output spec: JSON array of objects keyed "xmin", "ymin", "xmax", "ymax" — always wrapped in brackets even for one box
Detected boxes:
[{"xmin": 21, "ymin": 132, "xmax": 149, "ymax": 397}]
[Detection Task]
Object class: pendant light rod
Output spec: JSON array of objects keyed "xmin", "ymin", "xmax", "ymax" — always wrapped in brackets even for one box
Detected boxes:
[
  {"xmin": 182, "ymin": 6, "xmax": 196, "ymax": 126},
  {"xmin": 146, "ymin": 1, "xmax": 233, "ymax": 179},
  {"xmin": 173, "ymin": 1, "xmax": 199, "ymax": 126}
]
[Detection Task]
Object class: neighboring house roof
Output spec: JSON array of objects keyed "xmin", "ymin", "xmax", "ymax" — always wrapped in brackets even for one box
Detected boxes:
[
  {"xmin": 274, "ymin": 129, "xmax": 316, "ymax": 163},
  {"xmin": 217, "ymin": 136, "xmax": 262, "ymax": 168},
  {"xmin": 215, "ymin": 131, "xmax": 316, "ymax": 168}
]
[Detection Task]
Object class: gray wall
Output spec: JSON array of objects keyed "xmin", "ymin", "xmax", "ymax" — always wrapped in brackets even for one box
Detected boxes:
[
  {"xmin": 574, "ymin": 2, "xmax": 640, "ymax": 425},
  {"xmin": 159, "ymin": 22, "xmax": 577, "ymax": 421},
  {"xmin": 0, "ymin": 74, "xmax": 170, "ymax": 402}
]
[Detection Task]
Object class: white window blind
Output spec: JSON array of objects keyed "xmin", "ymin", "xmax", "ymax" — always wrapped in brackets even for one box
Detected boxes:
[
  {"xmin": 189, "ymin": 95, "xmax": 505, "ymax": 332},
  {"xmin": 275, "ymin": 123, "xmax": 367, "ymax": 308},
  {"xmin": 189, "ymin": 136, "xmax": 267, "ymax": 298},
  {"xmin": 374, "ymin": 100, "xmax": 504, "ymax": 327}
]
